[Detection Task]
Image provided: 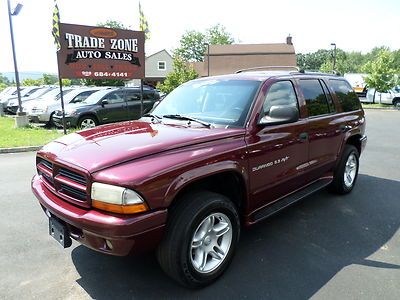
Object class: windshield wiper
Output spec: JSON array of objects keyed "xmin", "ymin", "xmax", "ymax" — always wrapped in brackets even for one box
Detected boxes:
[
  {"xmin": 142, "ymin": 113, "xmax": 162, "ymax": 122},
  {"xmin": 163, "ymin": 114, "xmax": 212, "ymax": 128}
]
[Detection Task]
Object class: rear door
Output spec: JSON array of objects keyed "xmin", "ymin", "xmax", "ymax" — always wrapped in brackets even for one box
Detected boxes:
[
  {"xmin": 297, "ymin": 78, "xmax": 343, "ymax": 180},
  {"xmin": 96, "ymin": 90, "xmax": 127, "ymax": 124},
  {"xmin": 125, "ymin": 89, "xmax": 142, "ymax": 120}
]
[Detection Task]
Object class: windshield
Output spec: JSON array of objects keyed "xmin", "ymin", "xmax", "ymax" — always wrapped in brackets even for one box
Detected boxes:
[
  {"xmin": 81, "ymin": 89, "xmax": 117, "ymax": 105},
  {"xmin": 152, "ymin": 79, "xmax": 261, "ymax": 127}
]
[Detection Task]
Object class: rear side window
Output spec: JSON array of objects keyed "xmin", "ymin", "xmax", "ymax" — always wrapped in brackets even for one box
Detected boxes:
[
  {"xmin": 298, "ymin": 80, "xmax": 330, "ymax": 117},
  {"xmin": 329, "ymin": 79, "xmax": 361, "ymax": 112}
]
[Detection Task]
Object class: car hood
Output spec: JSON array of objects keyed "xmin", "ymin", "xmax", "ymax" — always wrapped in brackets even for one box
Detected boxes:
[{"xmin": 39, "ymin": 120, "xmax": 245, "ymax": 173}]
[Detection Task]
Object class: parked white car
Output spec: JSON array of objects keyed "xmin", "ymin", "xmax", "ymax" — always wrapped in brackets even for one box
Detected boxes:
[
  {"xmin": 27, "ymin": 87, "xmax": 107, "ymax": 125},
  {"xmin": 5, "ymin": 86, "xmax": 56, "ymax": 114},
  {"xmin": 366, "ymin": 87, "xmax": 400, "ymax": 107}
]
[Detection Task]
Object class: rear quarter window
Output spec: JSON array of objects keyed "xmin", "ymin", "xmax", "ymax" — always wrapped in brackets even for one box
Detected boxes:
[{"xmin": 329, "ymin": 79, "xmax": 361, "ymax": 112}]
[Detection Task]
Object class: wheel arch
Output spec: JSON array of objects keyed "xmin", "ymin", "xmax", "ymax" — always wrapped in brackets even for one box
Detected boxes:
[{"xmin": 166, "ymin": 169, "xmax": 248, "ymax": 217}]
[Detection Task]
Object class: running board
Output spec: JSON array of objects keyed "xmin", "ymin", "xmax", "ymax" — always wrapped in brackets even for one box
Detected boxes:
[{"xmin": 253, "ymin": 178, "xmax": 332, "ymax": 222}]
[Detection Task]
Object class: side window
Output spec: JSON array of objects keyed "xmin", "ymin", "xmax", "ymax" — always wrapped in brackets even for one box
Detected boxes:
[
  {"xmin": 126, "ymin": 91, "xmax": 141, "ymax": 102},
  {"xmin": 329, "ymin": 79, "xmax": 361, "ymax": 112},
  {"xmin": 299, "ymin": 80, "xmax": 330, "ymax": 117},
  {"xmin": 262, "ymin": 81, "xmax": 298, "ymax": 115},
  {"xmin": 320, "ymin": 80, "xmax": 336, "ymax": 112},
  {"xmin": 104, "ymin": 91, "xmax": 125, "ymax": 104}
]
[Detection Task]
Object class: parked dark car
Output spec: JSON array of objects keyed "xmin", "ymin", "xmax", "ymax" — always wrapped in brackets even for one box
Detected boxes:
[
  {"xmin": 52, "ymin": 87, "xmax": 160, "ymax": 128},
  {"xmin": 32, "ymin": 69, "xmax": 366, "ymax": 288}
]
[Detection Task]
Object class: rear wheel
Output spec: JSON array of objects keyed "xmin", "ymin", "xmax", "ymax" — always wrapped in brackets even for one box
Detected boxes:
[
  {"xmin": 329, "ymin": 145, "xmax": 359, "ymax": 194},
  {"xmin": 393, "ymin": 99, "xmax": 400, "ymax": 108},
  {"xmin": 157, "ymin": 191, "xmax": 240, "ymax": 288},
  {"xmin": 78, "ymin": 116, "xmax": 98, "ymax": 129}
]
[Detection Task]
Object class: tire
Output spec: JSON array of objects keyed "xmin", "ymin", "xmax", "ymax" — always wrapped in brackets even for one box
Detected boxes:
[
  {"xmin": 46, "ymin": 112, "xmax": 55, "ymax": 128},
  {"xmin": 157, "ymin": 191, "xmax": 240, "ymax": 288},
  {"xmin": 393, "ymin": 99, "xmax": 400, "ymax": 108},
  {"xmin": 78, "ymin": 116, "xmax": 98, "ymax": 129},
  {"xmin": 329, "ymin": 145, "xmax": 359, "ymax": 194}
]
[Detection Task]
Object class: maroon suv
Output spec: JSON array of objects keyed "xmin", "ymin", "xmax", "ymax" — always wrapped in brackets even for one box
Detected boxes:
[{"xmin": 32, "ymin": 70, "xmax": 367, "ymax": 288}]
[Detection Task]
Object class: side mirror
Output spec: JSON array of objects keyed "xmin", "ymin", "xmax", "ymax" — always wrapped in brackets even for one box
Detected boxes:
[
  {"xmin": 101, "ymin": 99, "xmax": 109, "ymax": 107},
  {"xmin": 258, "ymin": 105, "xmax": 299, "ymax": 126}
]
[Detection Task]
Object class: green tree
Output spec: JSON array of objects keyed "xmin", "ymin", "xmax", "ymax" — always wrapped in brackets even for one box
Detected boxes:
[
  {"xmin": 22, "ymin": 78, "xmax": 43, "ymax": 86},
  {"xmin": 42, "ymin": 73, "xmax": 58, "ymax": 85},
  {"xmin": 97, "ymin": 20, "xmax": 129, "ymax": 30},
  {"xmin": 175, "ymin": 24, "xmax": 234, "ymax": 62},
  {"xmin": 297, "ymin": 49, "xmax": 331, "ymax": 71},
  {"xmin": 362, "ymin": 50, "xmax": 398, "ymax": 103},
  {"xmin": 157, "ymin": 56, "xmax": 198, "ymax": 94},
  {"xmin": 81, "ymin": 20, "xmax": 129, "ymax": 87},
  {"xmin": 0, "ymin": 73, "xmax": 10, "ymax": 91}
]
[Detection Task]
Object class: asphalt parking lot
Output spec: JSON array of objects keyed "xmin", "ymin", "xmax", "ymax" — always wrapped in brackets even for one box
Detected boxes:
[{"xmin": 0, "ymin": 109, "xmax": 399, "ymax": 300}]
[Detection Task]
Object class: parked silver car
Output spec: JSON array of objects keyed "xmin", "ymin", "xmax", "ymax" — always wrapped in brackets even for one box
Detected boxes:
[
  {"xmin": 27, "ymin": 87, "xmax": 107, "ymax": 125},
  {"xmin": 5, "ymin": 86, "xmax": 56, "ymax": 114}
]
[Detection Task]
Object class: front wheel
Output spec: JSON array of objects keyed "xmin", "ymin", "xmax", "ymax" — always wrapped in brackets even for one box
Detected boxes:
[
  {"xmin": 329, "ymin": 145, "xmax": 359, "ymax": 194},
  {"xmin": 78, "ymin": 116, "xmax": 98, "ymax": 129},
  {"xmin": 157, "ymin": 191, "xmax": 240, "ymax": 288}
]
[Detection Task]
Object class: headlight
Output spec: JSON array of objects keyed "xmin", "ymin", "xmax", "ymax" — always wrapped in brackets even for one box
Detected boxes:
[
  {"xmin": 91, "ymin": 182, "xmax": 148, "ymax": 214},
  {"xmin": 65, "ymin": 109, "xmax": 77, "ymax": 116}
]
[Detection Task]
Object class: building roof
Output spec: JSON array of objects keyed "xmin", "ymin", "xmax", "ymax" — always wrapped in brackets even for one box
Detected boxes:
[
  {"xmin": 208, "ymin": 43, "xmax": 295, "ymax": 56},
  {"xmin": 146, "ymin": 49, "xmax": 172, "ymax": 60}
]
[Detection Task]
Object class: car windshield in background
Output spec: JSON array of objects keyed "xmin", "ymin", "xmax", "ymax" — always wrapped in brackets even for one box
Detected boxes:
[
  {"xmin": 81, "ymin": 89, "xmax": 116, "ymax": 105},
  {"xmin": 152, "ymin": 79, "xmax": 261, "ymax": 127}
]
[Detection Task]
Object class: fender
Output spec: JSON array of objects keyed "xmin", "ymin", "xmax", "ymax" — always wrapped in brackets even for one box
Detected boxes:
[{"xmin": 163, "ymin": 160, "xmax": 249, "ymax": 207}]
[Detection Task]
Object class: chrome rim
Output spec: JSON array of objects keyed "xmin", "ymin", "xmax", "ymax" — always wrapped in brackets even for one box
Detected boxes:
[
  {"xmin": 80, "ymin": 118, "xmax": 96, "ymax": 129},
  {"xmin": 190, "ymin": 212, "xmax": 232, "ymax": 274},
  {"xmin": 344, "ymin": 153, "xmax": 357, "ymax": 188}
]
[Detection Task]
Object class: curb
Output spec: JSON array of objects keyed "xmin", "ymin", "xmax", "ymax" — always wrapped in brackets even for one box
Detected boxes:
[
  {"xmin": 362, "ymin": 107, "xmax": 400, "ymax": 110},
  {"xmin": 0, "ymin": 146, "xmax": 42, "ymax": 154}
]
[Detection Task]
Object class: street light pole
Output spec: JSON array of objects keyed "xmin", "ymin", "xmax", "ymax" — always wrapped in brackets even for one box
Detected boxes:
[
  {"xmin": 7, "ymin": 0, "xmax": 23, "ymax": 114},
  {"xmin": 331, "ymin": 43, "xmax": 337, "ymax": 71},
  {"xmin": 204, "ymin": 43, "xmax": 210, "ymax": 77}
]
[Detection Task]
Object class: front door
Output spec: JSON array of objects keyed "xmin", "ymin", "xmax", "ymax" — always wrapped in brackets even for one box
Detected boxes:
[
  {"xmin": 246, "ymin": 80, "xmax": 309, "ymax": 211},
  {"xmin": 97, "ymin": 90, "xmax": 128, "ymax": 124}
]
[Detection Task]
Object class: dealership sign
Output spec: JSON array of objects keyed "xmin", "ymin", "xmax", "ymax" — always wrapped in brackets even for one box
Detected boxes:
[{"xmin": 57, "ymin": 23, "xmax": 145, "ymax": 79}]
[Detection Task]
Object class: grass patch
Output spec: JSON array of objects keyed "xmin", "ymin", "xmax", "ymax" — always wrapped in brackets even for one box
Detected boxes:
[
  {"xmin": 361, "ymin": 103, "xmax": 394, "ymax": 109},
  {"xmin": 0, "ymin": 117, "xmax": 65, "ymax": 148}
]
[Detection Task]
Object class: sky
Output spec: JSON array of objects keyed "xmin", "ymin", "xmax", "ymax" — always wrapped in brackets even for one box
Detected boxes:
[{"xmin": 1, "ymin": 0, "xmax": 400, "ymax": 74}]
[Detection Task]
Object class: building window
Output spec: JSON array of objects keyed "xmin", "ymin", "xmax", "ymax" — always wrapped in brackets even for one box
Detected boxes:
[{"xmin": 158, "ymin": 61, "xmax": 166, "ymax": 70}]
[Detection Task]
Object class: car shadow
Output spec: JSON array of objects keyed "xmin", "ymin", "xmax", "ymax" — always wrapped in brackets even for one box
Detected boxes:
[{"xmin": 71, "ymin": 174, "xmax": 400, "ymax": 299}]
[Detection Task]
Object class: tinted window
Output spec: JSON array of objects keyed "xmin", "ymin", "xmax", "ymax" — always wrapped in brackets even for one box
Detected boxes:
[
  {"xmin": 104, "ymin": 91, "xmax": 125, "ymax": 104},
  {"xmin": 263, "ymin": 81, "xmax": 298, "ymax": 115},
  {"xmin": 320, "ymin": 81, "xmax": 336, "ymax": 112},
  {"xmin": 126, "ymin": 90, "xmax": 141, "ymax": 101},
  {"xmin": 329, "ymin": 79, "xmax": 361, "ymax": 112},
  {"xmin": 299, "ymin": 80, "xmax": 330, "ymax": 117}
]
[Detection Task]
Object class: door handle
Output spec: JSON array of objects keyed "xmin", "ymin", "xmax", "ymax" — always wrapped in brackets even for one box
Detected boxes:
[{"xmin": 299, "ymin": 132, "xmax": 308, "ymax": 142}]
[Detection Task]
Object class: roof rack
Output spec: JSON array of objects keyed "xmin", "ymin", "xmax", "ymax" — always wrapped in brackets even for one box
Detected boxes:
[
  {"xmin": 236, "ymin": 66, "xmax": 300, "ymax": 73},
  {"xmin": 291, "ymin": 70, "xmax": 341, "ymax": 76}
]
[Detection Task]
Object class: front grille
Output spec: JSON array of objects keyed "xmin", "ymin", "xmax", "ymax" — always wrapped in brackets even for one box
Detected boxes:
[
  {"xmin": 60, "ymin": 183, "xmax": 87, "ymax": 201},
  {"xmin": 37, "ymin": 158, "xmax": 89, "ymax": 207},
  {"xmin": 59, "ymin": 168, "xmax": 87, "ymax": 185}
]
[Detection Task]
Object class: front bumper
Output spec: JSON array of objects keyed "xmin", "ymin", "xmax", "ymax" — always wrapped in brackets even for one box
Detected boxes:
[
  {"xmin": 28, "ymin": 112, "xmax": 51, "ymax": 123},
  {"xmin": 52, "ymin": 115, "xmax": 78, "ymax": 128},
  {"xmin": 31, "ymin": 174, "xmax": 167, "ymax": 256},
  {"xmin": 360, "ymin": 135, "xmax": 367, "ymax": 154}
]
